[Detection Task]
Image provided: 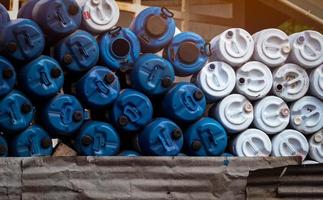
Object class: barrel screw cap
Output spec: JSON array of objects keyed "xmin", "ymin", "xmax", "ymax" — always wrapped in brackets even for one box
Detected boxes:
[
  {"xmin": 192, "ymin": 141, "xmax": 202, "ymax": 151},
  {"xmin": 2, "ymin": 68, "xmax": 13, "ymax": 79},
  {"xmin": 104, "ymin": 73, "xmax": 115, "ymax": 84},
  {"xmin": 276, "ymin": 84, "xmax": 283, "ymax": 91},
  {"xmin": 73, "ymin": 111, "xmax": 83, "ymax": 122},
  {"xmin": 193, "ymin": 90, "xmax": 204, "ymax": 101},
  {"xmin": 297, "ymin": 36, "xmax": 305, "ymax": 44},
  {"xmin": 63, "ymin": 54, "xmax": 73, "ymax": 64},
  {"xmin": 41, "ymin": 138, "xmax": 52, "ymax": 148},
  {"xmin": 178, "ymin": 41, "xmax": 199, "ymax": 64},
  {"xmin": 82, "ymin": 135, "xmax": 93, "ymax": 146},
  {"xmin": 172, "ymin": 128, "xmax": 182, "ymax": 140},
  {"xmin": 118, "ymin": 115, "xmax": 129, "ymax": 127},
  {"xmin": 162, "ymin": 76, "xmax": 172, "ymax": 87},
  {"xmin": 7, "ymin": 42, "xmax": 17, "ymax": 52},
  {"xmin": 244, "ymin": 103, "xmax": 253, "ymax": 113},
  {"xmin": 226, "ymin": 30, "xmax": 233, "ymax": 38},
  {"xmin": 51, "ymin": 68, "xmax": 61, "ymax": 78},
  {"xmin": 145, "ymin": 15, "xmax": 167, "ymax": 37},
  {"xmin": 238, "ymin": 77, "xmax": 245, "ymax": 84},
  {"xmin": 280, "ymin": 107, "xmax": 289, "ymax": 117},
  {"xmin": 208, "ymin": 64, "xmax": 216, "ymax": 70},
  {"xmin": 314, "ymin": 134, "xmax": 322, "ymax": 143},
  {"xmin": 21, "ymin": 103, "xmax": 32, "ymax": 114}
]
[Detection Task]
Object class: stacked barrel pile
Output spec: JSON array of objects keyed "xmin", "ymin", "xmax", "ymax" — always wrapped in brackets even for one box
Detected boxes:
[{"xmin": 0, "ymin": 1, "xmax": 322, "ymax": 163}]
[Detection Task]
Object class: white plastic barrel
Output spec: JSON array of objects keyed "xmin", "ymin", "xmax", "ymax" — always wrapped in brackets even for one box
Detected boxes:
[
  {"xmin": 209, "ymin": 28, "xmax": 254, "ymax": 67},
  {"xmin": 252, "ymin": 28, "xmax": 290, "ymax": 67},
  {"xmin": 309, "ymin": 64, "xmax": 323, "ymax": 100},
  {"xmin": 235, "ymin": 61, "xmax": 272, "ymax": 100},
  {"xmin": 308, "ymin": 130, "xmax": 323, "ymax": 163},
  {"xmin": 272, "ymin": 63, "xmax": 309, "ymax": 102},
  {"xmin": 290, "ymin": 96, "xmax": 323, "ymax": 134},
  {"xmin": 213, "ymin": 94, "xmax": 254, "ymax": 133},
  {"xmin": 253, "ymin": 96, "xmax": 290, "ymax": 135},
  {"xmin": 288, "ymin": 30, "xmax": 323, "ymax": 69},
  {"xmin": 271, "ymin": 129, "xmax": 309, "ymax": 161},
  {"xmin": 195, "ymin": 61, "xmax": 236, "ymax": 101},
  {"xmin": 232, "ymin": 128, "xmax": 272, "ymax": 157}
]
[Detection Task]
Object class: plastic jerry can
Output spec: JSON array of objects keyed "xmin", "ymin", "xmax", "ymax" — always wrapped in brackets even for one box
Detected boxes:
[
  {"xmin": 0, "ymin": 56, "xmax": 16, "ymax": 97},
  {"xmin": 74, "ymin": 66, "xmax": 120, "ymax": 109},
  {"xmin": 308, "ymin": 130, "xmax": 323, "ymax": 163},
  {"xmin": 74, "ymin": 121, "xmax": 120, "ymax": 156},
  {"xmin": 135, "ymin": 118, "xmax": 183, "ymax": 156},
  {"xmin": 252, "ymin": 28, "xmax": 290, "ymax": 67},
  {"xmin": 209, "ymin": 94, "xmax": 253, "ymax": 133},
  {"xmin": 17, "ymin": 0, "xmax": 39, "ymax": 19},
  {"xmin": 209, "ymin": 28, "xmax": 254, "ymax": 67},
  {"xmin": 231, "ymin": 129, "xmax": 272, "ymax": 157},
  {"xmin": 184, "ymin": 117, "xmax": 227, "ymax": 156},
  {"xmin": 193, "ymin": 61, "xmax": 235, "ymax": 102},
  {"xmin": 235, "ymin": 61, "xmax": 272, "ymax": 100},
  {"xmin": 77, "ymin": 0, "xmax": 119, "ymax": 34},
  {"xmin": 290, "ymin": 96, "xmax": 323, "ymax": 134},
  {"xmin": 19, "ymin": 55, "xmax": 64, "ymax": 99},
  {"xmin": 162, "ymin": 83, "xmax": 206, "ymax": 124},
  {"xmin": 253, "ymin": 96, "xmax": 290, "ymax": 134},
  {"xmin": 130, "ymin": 54, "xmax": 175, "ymax": 96},
  {"xmin": 0, "ymin": 3, "xmax": 10, "ymax": 27},
  {"xmin": 271, "ymin": 129, "xmax": 309, "ymax": 161},
  {"xmin": 272, "ymin": 63, "xmax": 309, "ymax": 102},
  {"xmin": 0, "ymin": 135, "xmax": 8, "ymax": 157},
  {"xmin": 163, "ymin": 32, "xmax": 211, "ymax": 76},
  {"xmin": 130, "ymin": 7, "xmax": 176, "ymax": 53},
  {"xmin": 118, "ymin": 150, "xmax": 141, "ymax": 157},
  {"xmin": 32, "ymin": 0, "xmax": 81, "ymax": 38},
  {"xmin": 288, "ymin": 30, "xmax": 323, "ymax": 69},
  {"xmin": 0, "ymin": 90, "xmax": 35, "ymax": 133},
  {"xmin": 55, "ymin": 30, "xmax": 99, "ymax": 72},
  {"xmin": 10, "ymin": 125, "xmax": 53, "ymax": 157},
  {"xmin": 99, "ymin": 26, "xmax": 140, "ymax": 71},
  {"xmin": 110, "ymin": 89, "xmax": 153, "ymax": 132},
  {"xmin": 309, "ymin": 65, "xmax": 323, "ymax": 100},
  {"xmin": 42, "ymin": 94, "xmax": 89, "ymax": 136},
  {"xmin": 0, "ymin": 18, "xmax": 45, "ymax": 61}
]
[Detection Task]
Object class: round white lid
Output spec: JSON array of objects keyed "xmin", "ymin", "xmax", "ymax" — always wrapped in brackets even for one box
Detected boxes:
[
  {"xmin": 309, "ymin": 65, "xmax": 323, "ymax": 100},
  {"xmin": 308, "ymin": 130, "xmax": 323, "ymax": 163}
]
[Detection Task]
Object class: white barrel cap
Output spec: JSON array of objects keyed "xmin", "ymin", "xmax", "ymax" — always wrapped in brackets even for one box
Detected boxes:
[
  {"xmin": 308, "ymin": 130, "xmax": 323, "ymax": 163},
  {"xmin": 271, "ymin": 129, "xmax": 309, "ymax": 161},
  {"xmin": 214, "ymin": 94, "xmax": 254, "ymax": 133},
  {"xmin": 253, "ymin": 96, "xmax": 290, "ymax": 134},
  {"xmin": 235, "ymin": 61, "xmax": 273, "ymax": 100},
  {"xmin": 196, "ymin": 61, "xmax": 236, "ymax": 101},
  {"xmin": 302, "ymin": 160, "xmax": 319, "ymax": 165},
  {"xmin": 252, "ymin": 29, "xmax": 290, "ymax": 67},
  {"xmin": 309, "ymin": 65, "xmax": 323, "ymax": 100},
  {"xmin": 80, "ymin": 0, "xmax": 120, "ymax": 33},
  {"xmin": 288, "ymin": 30, "xmax": 323, "ymax": 69},
  {"xmin": 209, "ymin": 28, "xmax": 254, "ymax": 67},
  {"xmin": 290, "ymin": 96, "xmax": 323, "ymax": 134},
  {"xmin": 232, "ymin": 128, "xmax": 272, "ymax": 157},
  {"xmin": 272, "ymin": 63, "xmax": 309, "ymax": 102}
]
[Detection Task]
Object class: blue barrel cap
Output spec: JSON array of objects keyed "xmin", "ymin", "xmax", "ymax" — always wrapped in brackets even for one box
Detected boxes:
[
  {"xmin": 131, "ymin": 54, "xmax": 175, "ymax": 96},
  {"xmin": 184, "ymin": 117, "xmax": 227, "ymax": 156},
  {"xmin": 0, "ymin": 90, "xmax": 35, "ymax": 133},
  {"xmin": 75, "ymin": 121, "xmax": 120, "ymax": 156},
  {"xmin": 111, "ymin": 89, "xmax": 153, "ymax": 132},
  {"xmin": 118, "ymin": 150, "xmax": 141, "ymax": 157},
  {"xmin": 0, "ymin": 135, "xmax": 8, "ymax": 157},
  {"xmin": 136, "ymin": 118, "xmax": 183, "ymax": 156},
  {"xmin": 32, "ymin": 0, "xmax": 81, "ymax": 38},
  {"xmin": 0, "ymin": 18, "xmax": 45, "ymax": 61},
  {"xmin": 17, "ymin": 0, "xmax": 39, "ymax": 19},
  {"xmin": 130, "ymin": 7, "xmax": 176, "ymax": 53},
  {"xmin": 164, "ymin": 32, "xmax": 210, "ymax": 76},
  {"xmin": 0, "ymin": 3, "xmax": 10, "ymax": 27},
  {"xmin": 42, "ymin": 94, "xmax": 89, "ymax": 136},
  {"xmin": 55, "ymin": 30, "xmax": 99, "ymax": 72},
  {"xmin": 0, "ymin": 56, "xmax": 16, "ymax": 97},
  {"xmin": 162, "ymin": 83, "xmax": 206, "ymax": 124},
  {"xmin": 99, "ymin": 27, "xmax": 140, "ymax": 70},
  {"xmin": 75, "ymin": 66, "xmax": 120, "ymax": 108},
  {"xmin": 19, "ymin": 55, "xmax": 64, "ymax": 98},
  {"xmin": 10, "ymin": 125, "xmax": 53, "ymax": 157}
]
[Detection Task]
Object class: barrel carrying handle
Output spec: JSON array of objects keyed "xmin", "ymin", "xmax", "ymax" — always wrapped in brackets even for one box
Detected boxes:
[
  {"xmin": 107, "ymin": 26, "xmax": 122, "ymax": 37},
  {"xmin": 202, "ymin": 43, "xmax": 212, "ymax": 57},
  {"xmin": 161, "ymin": 7, "xmax": 174, "ymax": 18}
]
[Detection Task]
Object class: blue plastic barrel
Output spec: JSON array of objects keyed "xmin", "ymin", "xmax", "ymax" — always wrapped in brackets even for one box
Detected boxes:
[
  {"xmin": 75, "ymin": 66, "xmax": 120, "ymax": 109},
  {"xmin": 131, "ymin": 54, "xmax": 175, "ymax": 96},
  {"xmin": 118, "ymin": 150, "xmax": 141, "ymax": 157},
  {"xmin": 164, "ymin": 32, "xmax": 210, "ymax": 76},
  {"xmin": 99, "ymin": 26, "xmax": 140, "ymax": 71},
  {"xmin": 42, "ymin": 94, "xmax": 88, "ymax": 136},
  {"xmin": 162, "ymin": 83, "xmax": 206, "ymax": 124},
  {"xmin": 0, "ymin": 18, "xmax": 45, "ymax": 61},
  {"xmin": 184, "ymin": 117, "xmax": 227, "ymax": 156},
  {"xmin": 0, "ymin": 3, "xmax": 10, "ymax": 27},
  {"xmin": 19, "ymin": 55, "xmax": 64, "ymax": 98},
  {"xmin": 0, "ymin": 135, "xmax": 8, "ymax": 157},
  {"xmin": 0, "ymin": 90, "xmax": 35, "ymax": 133},
  {"xmin": 10, "ymin": 125, "xmax": 53, "ymax": 157},
  {"xmin": 54, "ymin": 30, "xmax": 99, "ymax": 72},
  {"xmin": 0, "ymin": 56, "xmax": 16, "ymax": 97},
  {"xmin": 135, "ymin": 118, "xmax": 183, "ymax": 156},
  {"xmin": 74, "ymin": 121, "xmax": 120, "ymax": 156},
  {"xmin": 111, "ymin": 89, "xmax": 153, "ymax": 132},
  {"xmin": 17, "ymin": 0, "xmax": 39, "ymax": 19},
  {"xmin": 130, "ymin": 7, "xmax": 175, "ymax": 53}
]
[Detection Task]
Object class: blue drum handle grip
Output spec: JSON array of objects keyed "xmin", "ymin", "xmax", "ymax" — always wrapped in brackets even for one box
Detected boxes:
[
  {"xmin": 202, "ymin": 43, "xmax": 212, "ymax": 57},
  {"xmin": 107, "ymin": 26, "xmax": 122, "ymax": 37},
  {"xmin": 161, "ymin": 7, "xmax": 174, "ymax": 18}
]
